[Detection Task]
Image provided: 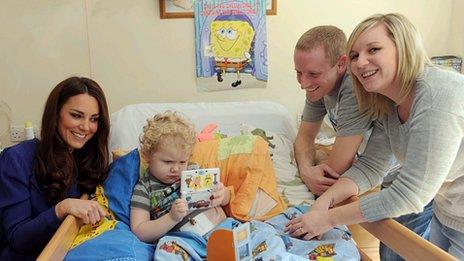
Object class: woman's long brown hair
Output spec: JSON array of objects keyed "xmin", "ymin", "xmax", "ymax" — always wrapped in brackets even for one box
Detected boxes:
[{"xmin": 34, "ymin": 77, "xmax": 110, "ymax": 204}]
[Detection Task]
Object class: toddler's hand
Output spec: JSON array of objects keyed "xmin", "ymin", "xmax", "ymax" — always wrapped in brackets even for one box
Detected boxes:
[
  {"xmin": 169, "ymin": 199, "xmax": 188, "ymax": 222},
  {"xmin": 211, "ymin": 183, "xmax": 229, "ymax": 207}
]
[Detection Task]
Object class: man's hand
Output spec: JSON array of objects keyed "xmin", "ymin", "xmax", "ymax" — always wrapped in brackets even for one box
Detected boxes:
[{"xmin": 299, "ymin": 163, "xmax": 340, "ymax": 196}]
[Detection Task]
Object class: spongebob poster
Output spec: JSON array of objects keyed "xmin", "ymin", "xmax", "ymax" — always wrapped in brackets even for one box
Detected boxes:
[{"xmin": 194, "ymin": 0, "xmax": 267, "ymax": 91}]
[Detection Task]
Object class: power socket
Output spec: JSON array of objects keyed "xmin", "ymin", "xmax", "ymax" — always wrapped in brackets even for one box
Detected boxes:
[
  {"xmin": 33, "ymin": 127, "xmax": 39, "ymax": 138},
  {"xmin": 10, "ymin": 125, "xmax": 40, "ymax": 142},
  {"xmin": 10, "ymin": 125, "xmax": 24, "ymax": 142}
]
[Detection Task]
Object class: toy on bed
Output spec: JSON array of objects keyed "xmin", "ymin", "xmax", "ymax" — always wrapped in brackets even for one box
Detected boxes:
[
  {"xmin": 181, "ymin": 168, "xmax": 220, "ymax": 210},
  {"xmin": 197, "ymin": 123, "xmax": 227, "ymax": 142},
  {"xmin": 38, "ymin": 102, "xmax": 455, "ymax": 261}
]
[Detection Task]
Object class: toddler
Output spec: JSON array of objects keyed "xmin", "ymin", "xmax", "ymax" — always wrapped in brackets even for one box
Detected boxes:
[{"xmin": 130, "ymin": 111, "xmax": 230, "ymax": 242}]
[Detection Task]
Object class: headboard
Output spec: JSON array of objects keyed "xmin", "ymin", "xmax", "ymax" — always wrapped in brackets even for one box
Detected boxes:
[{"xmin": 109, "ymin": 101, "xmax": 297, "ymax": 153}]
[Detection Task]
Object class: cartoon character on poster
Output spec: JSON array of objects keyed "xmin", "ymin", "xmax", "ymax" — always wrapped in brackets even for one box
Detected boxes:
[
  {"xmin": 209, "ymin": 17, "xmax": 255, "ymax": 87},
  {"xmin": 194, "ymin": 0, "xmax": 268, "ymax": 92}
]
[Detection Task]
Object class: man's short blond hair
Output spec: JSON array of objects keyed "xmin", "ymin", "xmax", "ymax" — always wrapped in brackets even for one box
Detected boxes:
[
  {"xmin": 140, "ymin": 111, "xmax": 197, "ymax": 158},
  {"xmin": 295, "ymin": 25, "xmax": 347, "ymax": 66}
]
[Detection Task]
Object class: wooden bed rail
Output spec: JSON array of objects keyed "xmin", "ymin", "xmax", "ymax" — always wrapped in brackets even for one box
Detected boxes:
[
  {"xmin": 346, "ymin": 196, "xmax": 457, "ymax": 261},
  {"xmin": 38, "ymin": 195, "xmax": 457, "ymax": 261},
  {"xmin": 37, "ymin": 195, "xmax": 87, "ymax": 261},
  {"xmin": 360, "ymin": 218, "xmax": 456, "ymax": 260}
]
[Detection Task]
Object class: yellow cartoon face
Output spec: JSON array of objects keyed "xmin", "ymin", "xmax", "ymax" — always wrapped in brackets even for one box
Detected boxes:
[
  {"xmin": 203, "ymin": 174, "xmax": 212, "ymax": 187},
  {"xmin": 210, "ymin": 20, "xmax": 255, "ymax": 59}
]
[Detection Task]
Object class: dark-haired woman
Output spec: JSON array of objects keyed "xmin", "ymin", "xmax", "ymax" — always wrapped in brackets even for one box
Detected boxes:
[{"xmin": 0, "ymin": 76, "xmax": 110, "ymax": 260}]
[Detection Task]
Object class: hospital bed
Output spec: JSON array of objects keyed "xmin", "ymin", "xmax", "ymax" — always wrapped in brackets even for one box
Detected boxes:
[{"xmin": 38, "ymin": 101, "xmax": 456, "ymax": 261}]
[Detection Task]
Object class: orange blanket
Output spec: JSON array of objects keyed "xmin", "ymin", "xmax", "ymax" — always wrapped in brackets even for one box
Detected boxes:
[{"xmin": 190, "ymin": 134, "xmax": 287, "ymax": 221}]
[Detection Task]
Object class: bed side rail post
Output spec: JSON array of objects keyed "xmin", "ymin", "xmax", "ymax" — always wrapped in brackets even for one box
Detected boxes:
[{"xmin": 37, "ymin": 194, "xmax": 88, "ymax": 261}]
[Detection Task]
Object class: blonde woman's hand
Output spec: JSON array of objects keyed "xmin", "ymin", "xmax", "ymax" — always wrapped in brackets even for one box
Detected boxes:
[
  {"xmin": 169, "ymin": 199, "xmax": 188, "ymax": 222},
  {"xmin": 55, "ymin": 198, "xmax": 106, "ymax": 225},
  {"xmin": 284, "ymin": 208, "xmax": 333, "ymax": 240}
]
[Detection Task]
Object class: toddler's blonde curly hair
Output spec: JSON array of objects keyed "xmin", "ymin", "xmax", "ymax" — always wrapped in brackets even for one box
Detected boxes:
[{"xmin": 140, "ymin": 111, "xmax": 197, "ymax": 158}]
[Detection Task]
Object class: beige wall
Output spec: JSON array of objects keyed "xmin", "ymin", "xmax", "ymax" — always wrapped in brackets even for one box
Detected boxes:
[
  {"xmin": 0, "ymin": 0, "xmax": 461, "ymax": 146},
  {"xmin": 450, "ymin": 0, "xmax": 464, "ymax": 58}
]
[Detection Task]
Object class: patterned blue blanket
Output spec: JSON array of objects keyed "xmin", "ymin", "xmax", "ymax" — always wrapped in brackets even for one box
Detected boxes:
[
  {"xmin": 66, "ymin": 206, "xmax": 359, "ymax": 260},
  {"xmin": 155, "ymin": 206, "xmax": 360, "ymax": 261}
]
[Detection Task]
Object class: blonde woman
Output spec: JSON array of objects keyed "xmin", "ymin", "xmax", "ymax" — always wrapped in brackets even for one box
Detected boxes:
[{"xmin": 286, "ymin": 13, "xmax": 464, "ymax": 259}]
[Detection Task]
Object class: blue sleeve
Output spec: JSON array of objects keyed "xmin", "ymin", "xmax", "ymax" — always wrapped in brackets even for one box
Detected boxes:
[{"xmin": 0, "ymin": 146, "xmax": 61, "ymax": 254}]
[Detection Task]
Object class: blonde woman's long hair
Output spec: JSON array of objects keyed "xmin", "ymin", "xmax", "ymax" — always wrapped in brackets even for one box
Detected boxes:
[{"xmin": 347, "ymin": 13, "xmax": 432, "ymax": 119}]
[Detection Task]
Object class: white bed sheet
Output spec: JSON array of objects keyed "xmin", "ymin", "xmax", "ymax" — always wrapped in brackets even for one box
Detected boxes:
[{"xmin": 109, "ymin": 101, "xmax": 296, "ymax": 153}]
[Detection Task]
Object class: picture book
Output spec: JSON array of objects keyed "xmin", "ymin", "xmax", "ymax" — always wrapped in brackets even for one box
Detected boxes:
[
  {"xmin": 206, "ymin": 220, "xmax": 252, "ymax": 261},
  {"xmin": 180, "ymin": 168, "xmax": 220, "ymax": 210},
  {"xmin": 233, "ymin": 222, "xmax": 252, "ymax": 261}
]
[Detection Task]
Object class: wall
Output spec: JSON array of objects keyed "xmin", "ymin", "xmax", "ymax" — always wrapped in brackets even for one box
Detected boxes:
[
  {"xmin": 450, "ymin": 0, "xmax": 464, "ymax": 58},
  {"xmin": 0, "ymin": 0, "xmax": 459, "ymax": 146}
]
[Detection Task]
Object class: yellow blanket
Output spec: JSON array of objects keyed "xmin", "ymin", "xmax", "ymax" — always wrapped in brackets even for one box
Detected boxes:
[{"xmin": 70, "ymin": 186, "xmax": 117, "ymax": 248}]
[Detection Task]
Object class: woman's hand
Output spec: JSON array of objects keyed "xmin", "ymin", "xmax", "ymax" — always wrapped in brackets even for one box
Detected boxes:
[
  {"xmin": 169, "ymin": 199, "xmax": 188, "ymax": 222},
  {"xmin": 285, "ymin": 208, "xmax": 334, "ymax": 240},
  {"xmin": 55, "ymin": 198, "xmax": 106, "ymax": 225},
  {"xmin": 211, "ymin": 182, "xmax": 230, "ymax": 207}
]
